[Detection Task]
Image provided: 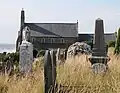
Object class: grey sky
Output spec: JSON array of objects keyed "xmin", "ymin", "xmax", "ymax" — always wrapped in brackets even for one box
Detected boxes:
[{"xmin": 0, "ymin": 0, "xmax": 120, "ymax": 44}]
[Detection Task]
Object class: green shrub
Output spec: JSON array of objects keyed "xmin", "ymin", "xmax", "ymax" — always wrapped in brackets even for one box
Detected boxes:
[
  {"xmin": 114, "ymin": 28, "xmax": 120, "ymax": 54},
  {"xmin": 0, "ymin": 52, "xmax": 19, "ymax": 75},
  {"xmin": 84, "ymin": 41, "xmax": 93, "ymax": 49},
  {"xmin": 37, "ymin": 50, "xmax": 45, "ymax": 57},
  {"xmin": 108, "ymin": 41, "xmax": 116, "ymax": 47}
]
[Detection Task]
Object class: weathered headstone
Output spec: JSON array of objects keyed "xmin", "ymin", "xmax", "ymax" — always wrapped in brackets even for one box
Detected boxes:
[
  {"xmin": 89, "ymin": 18, "xmax": 110, "ymax": 73},
  {"xmin": 44, "ymin": 50, "xmax": 53, "ymax": 93},
  {"xmin": 67, "ymin": 42, "xmax": 92, "ymax": 57},
  {"xmin": 19, "ymin": 27, "xmax": 33, "ymax": 73},
  {"xmin": 50, "ymin": 50, "xmax": 57, "ymax": 86},
  {"xmin": 92, "ymin": 62, "xmax": 107, "ymax": 74},
  {"xmin": 64, "ymin": 49, "xmax": 67, "ymax": 60},
  {"xmin": 50, "ymin": 50, "xmax": 57, "ymax": 92},
  {"xmin": 56, "ymin": 48, "xmax": 66, "ymax": 65},
  {"xmin": 56, "ymin": 48, "xmax": 60, "ymax": 63},
  {"xmin": 44, "ymin": 50, "xmax": 57, "ymax": 93},
  {"xmin": 5, "ymin": 60, "xmax": 14, "ymax": 75}
]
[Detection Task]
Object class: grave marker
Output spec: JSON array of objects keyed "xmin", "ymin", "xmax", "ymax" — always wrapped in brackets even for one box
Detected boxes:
[
  {"xmin": 89, "ymin": 18, "xmax": 110, "ymax": 73},
  {"xmin": 19, "ymin": 27, "xmax": 33, "ymax": 73},
  {"xmin": 44, "ymin": 50, "xmax": 57, "ymax": 93}
]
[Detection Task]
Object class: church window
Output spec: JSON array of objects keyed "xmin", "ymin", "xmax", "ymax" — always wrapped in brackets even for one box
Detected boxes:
[
  {"xmin": 51, "ymin": 38, "xmax": 54, "ymax": 43},
  {"xmin": 61, "ymin": 38, "xmax": 64, "ymax": 43},
  {"xmin": 41, "ymin": 38, "xmax": 45, "ymax": 43}
]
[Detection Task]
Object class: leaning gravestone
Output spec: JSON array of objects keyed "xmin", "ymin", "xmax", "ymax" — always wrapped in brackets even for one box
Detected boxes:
[
  {"xmin": 19, "ymin": 27, "xmax": 33, "ymax": 73},
  {"xmin": 88, "ymin": 18, "xmax": 110, "ymax": 74}
]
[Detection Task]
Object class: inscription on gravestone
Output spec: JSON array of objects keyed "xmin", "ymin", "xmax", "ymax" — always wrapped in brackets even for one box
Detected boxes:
[
  {"xmin": 92, "ymin": 63, "xmax": 107, "ymax": 74},
  {"xmin": 19, "ymin": 41, "xmax": 33, "ymax": 73}
]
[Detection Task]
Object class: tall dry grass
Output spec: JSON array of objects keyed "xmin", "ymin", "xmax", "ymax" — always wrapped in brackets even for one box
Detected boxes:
[
  {"xmin": 0, "ymin": 57, "xmax": 44, "ymax": 93},
  {"xmin": 56, "ymin": 47, "xmax": 120, "ymax": 93},
  {"xmin": 0, "ymin": 48, "xmax": 120, "ymax": 93}
]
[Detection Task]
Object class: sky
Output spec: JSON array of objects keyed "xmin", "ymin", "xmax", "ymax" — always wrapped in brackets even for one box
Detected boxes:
[{"xmin": 0, "ymin": 0, "xmax": 120, "ymax": 44}]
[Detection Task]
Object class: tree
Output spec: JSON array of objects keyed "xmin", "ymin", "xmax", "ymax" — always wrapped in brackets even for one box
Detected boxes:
[{"xmin": 114, "ymin": 28, "xmax": 120, "ymax": 55}]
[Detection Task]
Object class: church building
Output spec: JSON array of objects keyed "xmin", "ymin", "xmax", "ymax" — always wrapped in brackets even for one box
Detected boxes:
[
  {"xmin": 16, "ymin": 9, "xmax": 78, "ymax": 51},
  {"xmin": 16, "ymin": 9, "xmax": 116, "ymax": 53}
]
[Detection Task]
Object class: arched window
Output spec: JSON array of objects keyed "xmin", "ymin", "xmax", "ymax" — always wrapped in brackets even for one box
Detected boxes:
[
  {"xmin": 51, "ymin": 38, "xmax": 54, "ymax": 43},
  {"xmin": 61, "ymin": 38, "xmax": 64, "ymax": 43},
  {"xmin": 48, "ymin": 38, "xmax": 51, "ymax": 43},
  {"xmin": 41, "ymin": 38, "xmax": 45, "ymax": 43}
]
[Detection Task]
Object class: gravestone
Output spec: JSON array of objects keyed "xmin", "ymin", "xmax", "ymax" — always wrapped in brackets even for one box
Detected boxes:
[
  {"xmin": 92, "ymin": 62, "xmax": 107, "ymax": 74},
  {"xmin": 44, "ymin": 50, "xmax": 53, "ymax": 93},
  {"xmin": 19, "ymin": 27, "xmax": 33, "ymax": 73},
  {"xmin": 50, "ymin": 50, "xmax": 57, "ymax": 86},
  {"xmin": 56, "ymin": 48, "xmax": 60, "ymax": 63},
  {"xmin": 89, "ymin": 18, "xmax": 110, "ymax": 73},
  {"xmin": 44, "ymin": 50, "xmax": 57, "ymax": 93},
  {"xmin": 5, "ymin": 60, "xmax": 14, "ymax": 75},
  {"xmin": 92, "ymin": 18, "xmax": 106, "ymax": 57},
  {"xmin": 56, "ymin": 48, "xmax": 66, "ymax": 65}
]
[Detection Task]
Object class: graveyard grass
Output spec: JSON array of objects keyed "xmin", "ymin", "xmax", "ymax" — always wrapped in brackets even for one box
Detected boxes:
[{"xmin": 0, "ymin": 48, "xmax": 120, "ymax": 93}]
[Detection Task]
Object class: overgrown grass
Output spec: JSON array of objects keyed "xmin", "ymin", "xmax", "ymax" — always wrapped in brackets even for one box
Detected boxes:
[
  {"xmin": 56, "ymin": 47, "xmax": 120, "ymax": 93},
  {"xmin": 0, "ymin": 57, "xmax": 44, "ymax": 93},
  {"xmin": 0, "ymin": 48, "xmax": 120, "ymax": 93}
]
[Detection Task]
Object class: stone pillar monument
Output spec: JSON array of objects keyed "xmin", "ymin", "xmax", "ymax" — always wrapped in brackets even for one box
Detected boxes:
[
  {"xmin": 89, "ymin": 18, "xmax": 110, "ymax": 73},
  {"xmin": 19, "ymin": 27, "xmax": 33, "ymax": 73},
  {"xmin": 92, "ymin": 18, "xmax": 106, "ymax": 57}
]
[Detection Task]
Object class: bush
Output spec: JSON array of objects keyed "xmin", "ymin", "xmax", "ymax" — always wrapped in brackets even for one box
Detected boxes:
[
  {"xmin": 108, "ymin": 41, "xmax": 116, "ymax": 47},
  {"xmin": 114, "ymin": 28, "xmax": 120, "ymax": 55},
  {"xmin": 84, "ymin": 41, "xmax": 93, "ymax": 49},
  {"xmin": 0, "ymin": 52, "xmax": 19, "ymax": 75},
  {"xmin": 37, "ymin": 50, "xmax": 45, "ymax": 57}
]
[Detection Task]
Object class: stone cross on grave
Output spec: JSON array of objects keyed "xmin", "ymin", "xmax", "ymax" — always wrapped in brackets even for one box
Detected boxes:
[{"xmin": 88, "ymin": 18, "xmax": 110, "ymax": 74}]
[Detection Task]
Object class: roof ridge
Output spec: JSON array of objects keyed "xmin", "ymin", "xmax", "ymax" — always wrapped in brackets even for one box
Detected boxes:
[
  {"xmin": 78, "ymin": 33, "xmax": 114, "ymax": 34},
  {"xmin": 25, "ymin": 22, "xmax": 77, "ymax": 24}
]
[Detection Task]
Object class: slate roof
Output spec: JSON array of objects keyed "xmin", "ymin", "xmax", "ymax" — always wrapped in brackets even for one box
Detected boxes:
[
  {"xmin": 104, "ymin": 33, "xmax": 116, "ymax": 42},
  {"xmin": 78, "ymin": 34, "xmax": 93, "ymax": 42},
  {"xmin": 78, "ymin": 33, "xmax": 116, "ymax": 43},
  {"xmin": 24, "ymin": 23, "xmax": 78, "ymax": 37}
]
